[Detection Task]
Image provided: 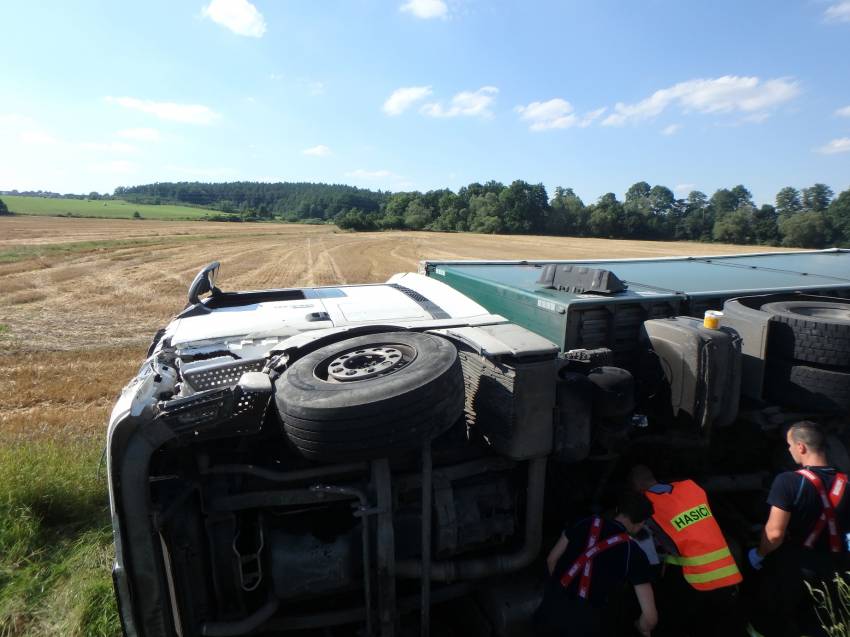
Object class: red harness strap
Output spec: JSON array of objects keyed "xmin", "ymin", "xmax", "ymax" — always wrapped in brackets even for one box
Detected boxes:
[
  {"xmin": 560, "ymin": 517, "xmax": 631, "ymax": 599},
  {"xmin": 796, "ymin": 469, "xmax": 848, "ymax": 553}
]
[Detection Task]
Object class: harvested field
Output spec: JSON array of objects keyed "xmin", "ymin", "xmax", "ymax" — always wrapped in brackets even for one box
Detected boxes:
[
  {"xmin": 0, "ymin": 217, "xmax": 799, "ymax": 441},
  {"xmin": 2, "ymin": 215, "xmax": 796, "ymax": 439},
  {"xmin": 0, "ymin": 216, "xmax": 795, "ymax": 360}
]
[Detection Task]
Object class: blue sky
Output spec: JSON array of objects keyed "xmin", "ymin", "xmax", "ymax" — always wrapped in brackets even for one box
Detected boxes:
[{"xmin": 1, "ymin": 0, "xmax": 849, "ymax": 205}]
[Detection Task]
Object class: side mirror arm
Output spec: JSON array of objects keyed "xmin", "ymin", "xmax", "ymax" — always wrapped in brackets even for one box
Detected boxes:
[{"xmin": 187, "ymin": 261, "xmax": 221, "ymax": 306}]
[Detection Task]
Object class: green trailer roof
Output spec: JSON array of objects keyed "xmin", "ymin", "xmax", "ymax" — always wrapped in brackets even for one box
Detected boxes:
[{"xmin": 423, "ymin": 249, "xmax": 850, "ymax": 352}]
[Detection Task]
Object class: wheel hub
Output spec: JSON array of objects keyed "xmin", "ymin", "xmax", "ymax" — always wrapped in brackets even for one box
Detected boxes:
[{"xmin": 327, "ymin": 346, "xmax": 406, "ymax": 381}]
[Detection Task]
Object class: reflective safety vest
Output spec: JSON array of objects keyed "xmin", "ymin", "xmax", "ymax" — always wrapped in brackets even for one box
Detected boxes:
[
  {"xmin": 560, "ymin": 517, "xmax": 631, "ymax": 599},
  {"xmin": 645, "ymin": 480, "xmax": 742, "ymax": 591},
  {"xmin": 796, "ymin": 469, "xmax": 848, "ymax": 553}
]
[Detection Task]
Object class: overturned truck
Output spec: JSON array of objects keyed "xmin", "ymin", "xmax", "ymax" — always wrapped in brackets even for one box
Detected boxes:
[{"xmin": 107, "ymin": 249, "xmax": 850, "ymax": 637}]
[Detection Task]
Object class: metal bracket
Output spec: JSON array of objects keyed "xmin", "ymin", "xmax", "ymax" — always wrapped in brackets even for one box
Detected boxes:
[
  {"xmin": 232, "ymin": 515, "xmax": 264, "ymax": 592},
  {"xmin": 309, "ymin": 483, "xmax": 379, "ymax": 636}
]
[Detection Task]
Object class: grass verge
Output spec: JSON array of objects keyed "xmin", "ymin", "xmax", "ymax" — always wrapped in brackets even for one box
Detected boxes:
[{"xmin": 0, "ymin": 440, "xmax": 120, "ymax": 637}]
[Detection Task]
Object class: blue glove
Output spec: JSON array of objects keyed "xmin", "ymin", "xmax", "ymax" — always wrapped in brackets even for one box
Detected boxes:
[{"xmin": 748, "ymin": 548, "xmax": 764, "ymax": 570}]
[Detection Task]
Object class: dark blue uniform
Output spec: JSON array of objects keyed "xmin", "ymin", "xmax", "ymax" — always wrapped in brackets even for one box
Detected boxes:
[{"xmin": 534, "ymin": 518, "xmax": 650, "ymax": 637}]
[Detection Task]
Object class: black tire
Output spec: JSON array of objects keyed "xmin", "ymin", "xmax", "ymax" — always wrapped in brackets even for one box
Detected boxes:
[
  {"xmin": 765, "ymin": 360, "xmax": 850, "ymax": 412},
  {"xmin": 763, "ymin": 299, "xmax": 850, "ymax": 368},
  {"xmin": 276, "ymin": 332, "xmax": 464, "ymax": 462}
]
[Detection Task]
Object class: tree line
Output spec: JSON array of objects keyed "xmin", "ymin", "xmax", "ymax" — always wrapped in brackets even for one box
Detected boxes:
[
  {"xmin": 115, "ymin": 181, "xmax": 384, "ymax": 220},
  {"xmin": 113, "ymin": 179, "xmax": 850, "ymax": 249},
  {"xmin": 0, "ymin": 189, "xmax": 112, "ymax": 200}
]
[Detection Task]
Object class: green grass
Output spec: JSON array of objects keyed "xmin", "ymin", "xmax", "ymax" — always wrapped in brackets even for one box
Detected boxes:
[
  {"xmin": 0, "ymin": 441, "xmax": 120, "ymax": 636},
  {"xmin": 2, "ymin": 196, "xmax": 213, "ymax": 220},
  {"xmin": 808, "ymin": 573, "xmax": 850, "ymax": 636},
  {"xmin": 0, "ymin": 239, "xmax": 169, "ymax": 264}
]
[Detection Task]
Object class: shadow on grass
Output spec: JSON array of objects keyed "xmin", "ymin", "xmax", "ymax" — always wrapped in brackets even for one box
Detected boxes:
[{"xmin": 0, "ymin": 440, "xmax": 121, "ymax": 636}]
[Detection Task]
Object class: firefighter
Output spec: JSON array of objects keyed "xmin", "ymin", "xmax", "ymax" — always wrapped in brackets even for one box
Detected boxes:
[
  {"xmin": 629, "ymin": 465, "xmax": 743, "ymax": 636},
  {"xmin": 533, "ymin": 490, "xmax": 658, "ymax": 637},
  {"xmin": 747, "ymin": 420, "xmax": 849, "ymax": 637}
]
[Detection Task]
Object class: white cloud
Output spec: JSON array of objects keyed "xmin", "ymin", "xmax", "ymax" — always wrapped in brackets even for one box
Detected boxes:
[
  {"xmin": 515, "ymin": 99, "xmax": 577, "ymax": 131},
  {"xmin": 601, "ymin": 76, "xmax": 799, "ymax": 126},
  {"xmin": 105, "ymin": 96, "xmax": 220, "ymax": 125},
  {"xmin": 19, "ymin": 130, "xmax": 57, "ymax": 145},
  {"xmin": 674, "ymin": 183, "xmax": 697, "ymax": 195},
  {"xmin": 816, "ymin": 137, "xmax": 850, "ymax": 154},
  {"xmin": 421, "ymin": 86, "xmax": 498, "ymax": 118},
  {"xmin": 117, "ymin": 127, "xmax": 161, "ymax": 141},
  {"xmin": 836, "ymin": 105, "xmax": 850, "ymax": 117},
  {"xmin": 201, "ymin": 0, "xmax": 267, "ymax": 37},
  {"xmin": 662, "ymin": 123, "xmax": 682, "ymax": 136},
  {"xmin": 825, "ymin": 1, "xmax": 850, "ymax": 22},
  {"xmin": 400, "ymin": 0, "xmax": 447, "ymax": 19},
  {"xmin": 303, "ymin": 144, "xmax": 331, "ymax": 157},
  {"xmin": 514, "ymin": 100, "xmax": 606, "ymax": 131},
  {"xmin": 1, "ymin": 114, "xmax": 58, "ymax": 146},
  {"xmin": 80, "ymin": 141, "xmax": 137, "ymax": 153},
  {"xmin": 345, "ymin": 169, "xmax": 394, "ymax": 179},
  {"xmin": 89, "ymin": 160, "xmax": 137, "ymax": 174},
  {"xmin": 383, "ymin": 86, "xmax": 433, "ymax": 115},
  {"xmin": 578, "ymin": 107, "xmax": 607, "ymax": 128}
]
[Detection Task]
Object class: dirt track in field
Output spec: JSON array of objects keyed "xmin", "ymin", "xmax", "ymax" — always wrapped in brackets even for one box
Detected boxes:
[{"xmin": 0, "ymin": 216, "xmax": 794, "ymax": 441}]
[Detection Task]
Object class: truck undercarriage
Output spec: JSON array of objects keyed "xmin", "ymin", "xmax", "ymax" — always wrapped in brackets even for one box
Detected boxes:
[{"xmin": 108, "ymin": 250, "xmax": 850, "ymax": 637}]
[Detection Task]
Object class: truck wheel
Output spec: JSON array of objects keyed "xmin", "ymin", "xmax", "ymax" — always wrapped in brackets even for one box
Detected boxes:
[
  {"xmin": 763, "ymin": 299, "xmax": 850, "ymax": 368},
  {"xmin": 765, "ymin": 360, "xmax": 850, "ymax": 413},
  {"xmin": 276, "ymin": 332, "xmax": 464, "ymax": 462}
]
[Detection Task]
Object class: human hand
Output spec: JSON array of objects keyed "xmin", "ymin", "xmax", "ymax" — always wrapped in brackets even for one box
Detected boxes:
[{"xmin": 635, "ymin": 617, "xmax": 652, "ymax": 636}]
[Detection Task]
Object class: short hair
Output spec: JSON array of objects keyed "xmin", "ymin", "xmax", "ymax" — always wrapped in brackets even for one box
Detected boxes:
[
  {"xmin": 617, "ymin": 490, "xmax": 654, "ymax": 524},
  {"xmin": 628, "ymin": 464, "xmax": 657, "ymax": 490},
  {"xmin": 788, "ymin": 420, "xmax": 826, "ymax": 454}
]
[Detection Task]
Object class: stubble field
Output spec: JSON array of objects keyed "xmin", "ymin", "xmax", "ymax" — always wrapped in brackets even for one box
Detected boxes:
[
  {"xmin": 0, "ymin": 216, "xmax": 794, "ymax": 635},
  {"xmin": 0, "ymin": 215, "xmax": 796, "ymax": 444}
]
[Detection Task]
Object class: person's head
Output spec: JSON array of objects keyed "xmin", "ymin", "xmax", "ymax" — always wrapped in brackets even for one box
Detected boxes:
[
  {"xmin": 628, "ymin": 464, "xmax": 657, "ymax": 492},
  {"xmin": 786, "ymin": 421, "xmax": 827, "ymax": 466},
  {"xmin": 615, "ymin": 490, "xmax": 654, "ymax": 536}
]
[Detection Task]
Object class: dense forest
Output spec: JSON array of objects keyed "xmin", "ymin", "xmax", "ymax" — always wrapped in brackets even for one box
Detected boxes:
[
  {"xmin": 115, "ymin": 182, "xmax": 384, "ymax": 221},
  {"xmin": 114, "ymin": 180, "xmax": 850, "ymax": 249}
]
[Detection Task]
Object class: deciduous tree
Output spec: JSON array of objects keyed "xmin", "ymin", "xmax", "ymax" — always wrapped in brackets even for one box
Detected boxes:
[
  {"xmin": 775, "ymin": 187, "xmax": 802, "ymax": 217},
  {"xmin": 801, "ymin": 183, "xmax": 834, "ymax": 212},
  {"xmin": 779, "ymin": 211, "xmax": 830, "ymax": 247}
]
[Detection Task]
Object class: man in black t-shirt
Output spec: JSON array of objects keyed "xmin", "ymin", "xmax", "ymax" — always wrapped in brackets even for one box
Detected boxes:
[
  {"xmin": 747, "ymin": 420, "xmax": 849, "ymax": 637},
  {"xmin": 534, "ymin": 491, "xmax": 658, "ymax": 637}
]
